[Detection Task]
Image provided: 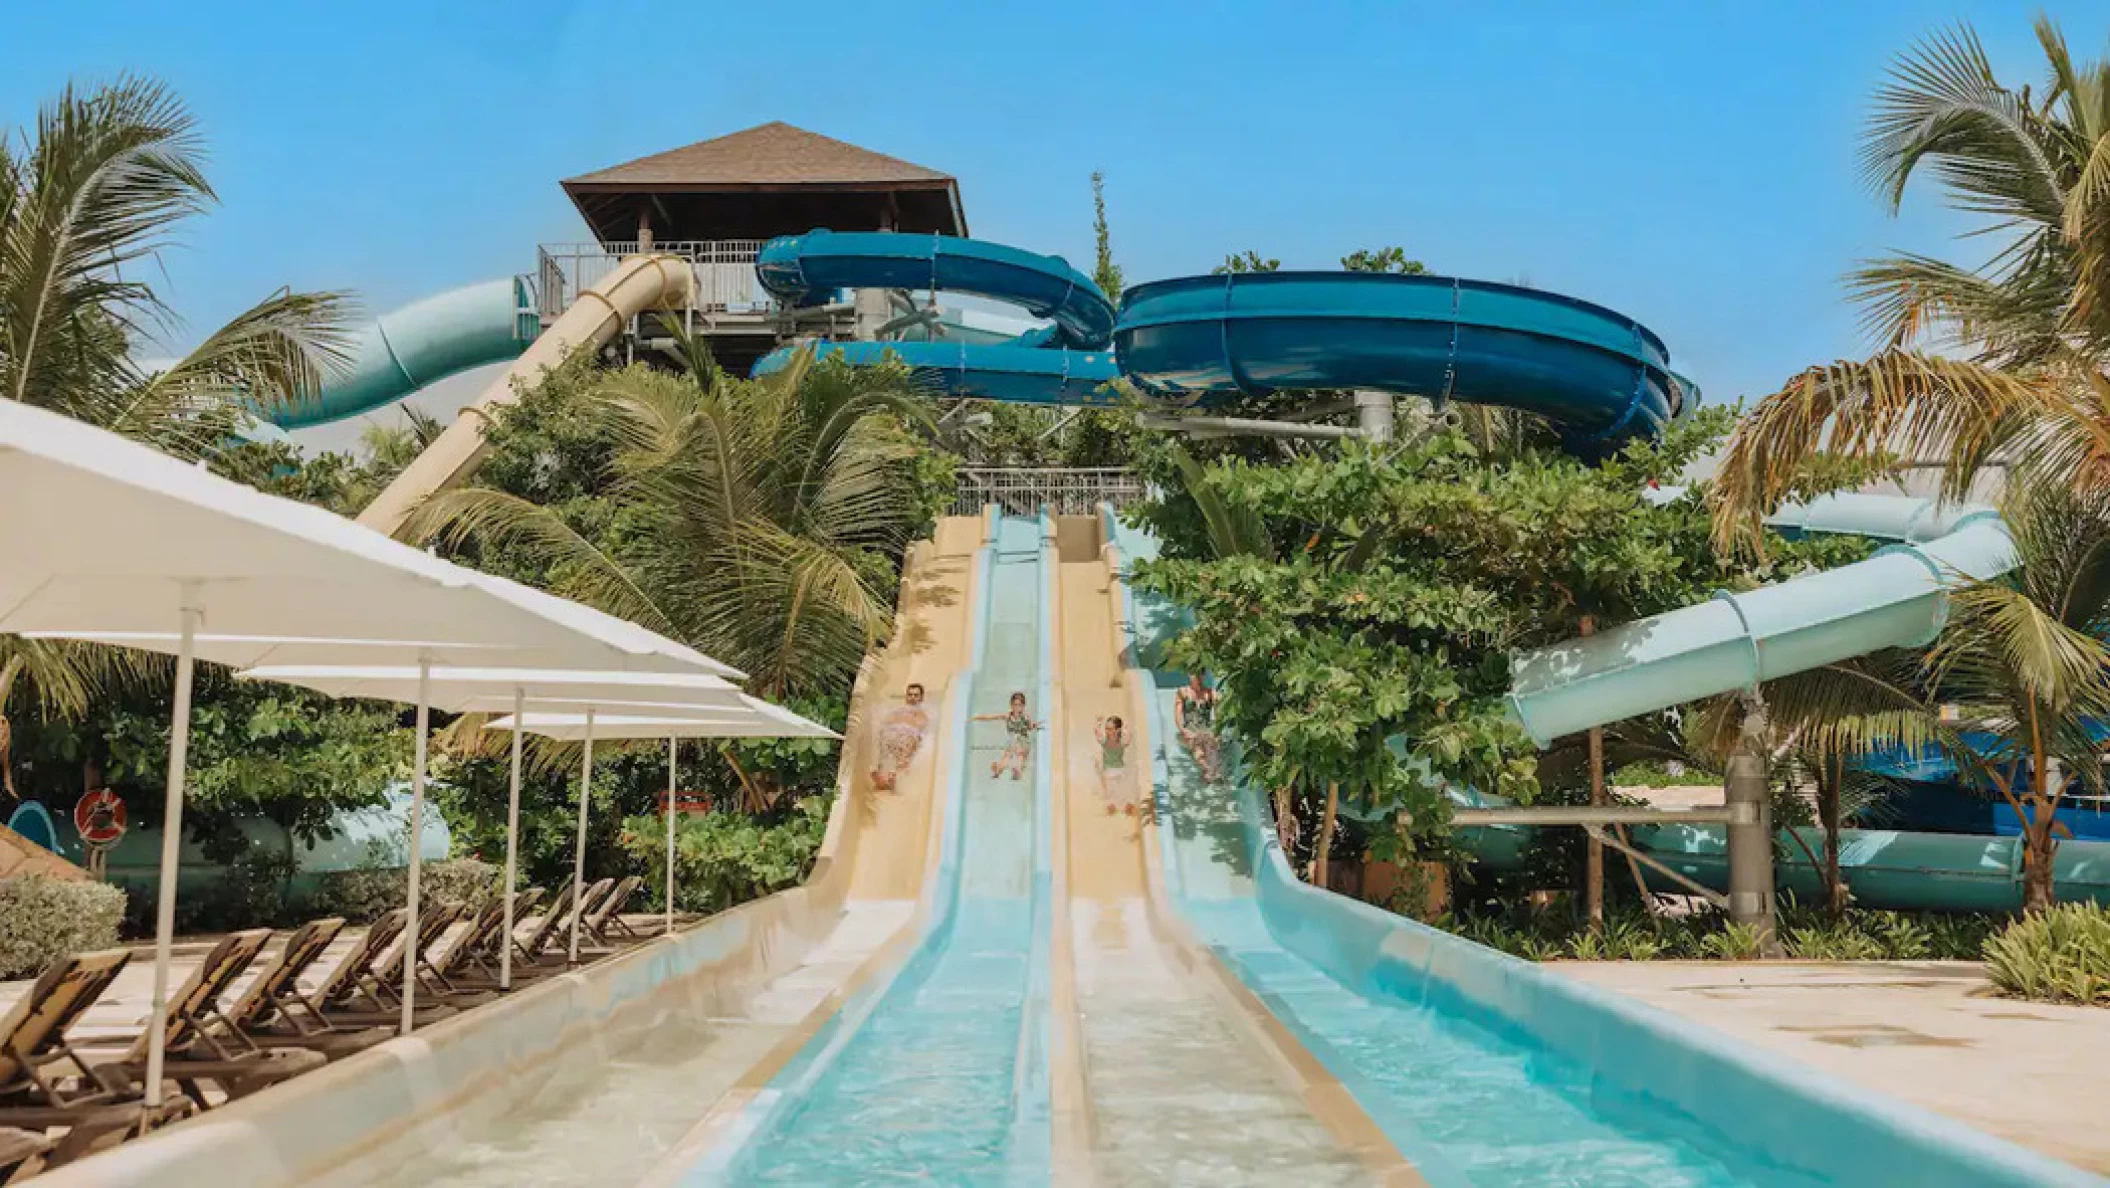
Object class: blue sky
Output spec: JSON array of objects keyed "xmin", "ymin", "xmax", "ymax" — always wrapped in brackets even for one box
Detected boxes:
[{"xmin": 3, "ymin": 1, "xmax": 2101, "ymax": 421}]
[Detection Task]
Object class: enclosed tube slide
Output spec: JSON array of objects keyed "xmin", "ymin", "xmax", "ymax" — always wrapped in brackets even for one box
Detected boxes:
[
  {"xmin": 267, "ymin": 280, "xmax": 536, "ymax": 430},
  {"xmin": 1505, "ymin": 490, "xmax": 2110, "ymax": 909},
  {"xmin": 752, "ymin": 231, "xmax": 1685, "ymax": 444},
  {"xmin": 356, "ymin": 253, "xmax": 694, "ymax": 534},
  {"xmin": 1508, "ymin": 491, "xmax": 2014, "ymax": 745}
]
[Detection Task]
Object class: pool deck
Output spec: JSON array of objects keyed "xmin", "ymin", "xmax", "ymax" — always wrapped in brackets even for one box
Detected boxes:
[{"xmin": 1555, "ymin": 959, "xmax": 2110, "ymax": 1177}]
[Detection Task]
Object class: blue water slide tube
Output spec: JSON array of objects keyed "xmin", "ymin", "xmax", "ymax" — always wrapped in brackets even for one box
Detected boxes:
[
  {"xmin": 1114, "ymin": 271, "xmax": 1685, "ymax": 443},
  {"xmin": 756, "ymin": 230, "xmax": 1116, "ymax": 349},
  {"xmin": 266, "ymin": 279, "xmax": 535, "ymax": 429},
  {"xmin": 755, "ymin": 340, "xmax": 1121, "ymax": 405}
]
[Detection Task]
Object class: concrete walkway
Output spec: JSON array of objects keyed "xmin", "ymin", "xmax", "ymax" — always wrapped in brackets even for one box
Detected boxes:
[{"xmin": 1556, "ymin": 959, "xmax": 2110, "ymax": 1176}]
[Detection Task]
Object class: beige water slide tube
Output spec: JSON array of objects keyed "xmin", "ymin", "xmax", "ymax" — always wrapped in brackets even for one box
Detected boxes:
[{"xmin": 356, "ymin": 254, "xmax": 695, "ymax": 536}]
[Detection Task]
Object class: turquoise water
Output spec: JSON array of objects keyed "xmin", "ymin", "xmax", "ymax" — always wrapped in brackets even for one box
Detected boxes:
[
  {"xmin": 1147, "ymin": 691, "xmax": 1790, "ymax": 1188},
  {"xmin": 709, "ymin": 517, "xmax": 1050, "ymax": 1186}
]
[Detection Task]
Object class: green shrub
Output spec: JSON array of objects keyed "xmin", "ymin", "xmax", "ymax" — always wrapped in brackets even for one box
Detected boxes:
[
  {"xmin": 307, "ymin": 856, "xmax": 501, "ymax": 923},
  {"xmin": 0, "ymin": 877, "xmax": 127, "ymax": 978},
  {"xmin": 620, "ymin": 796, "xmax": 831, "ymax": 916},
  {"xmin": 1984, "ymin": 904, "xmax": 2110, "ymax": 1006},
  {"xmin": 1698, "ymin": 921, "xmax": 1766, "ymax": 961}
]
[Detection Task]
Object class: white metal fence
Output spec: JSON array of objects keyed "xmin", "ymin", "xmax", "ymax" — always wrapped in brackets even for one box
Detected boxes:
[
  {"xmin": 533, "ymin": 240, "xmax": 773, "ymax": 321},
  {"xmin": 952, "ymin": 468, "xmax": 1148, "ymax": 516}
]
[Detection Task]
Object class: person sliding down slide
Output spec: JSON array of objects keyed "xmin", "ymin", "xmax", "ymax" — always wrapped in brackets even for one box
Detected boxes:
[
  {"xmin": 1174, "ymin": 672, "xmax": 1222, "ymax": 783},
  {"xmin": 871, "ymin": 683, "xmax": 931, "ymax": 791},
  {"xmin": 973, "ymin": 692, "xmax": 1042, "ymax": 780},
  {"xmin": 1094, "ymin": 716, "xmax": 1139, "ymax": 815}
]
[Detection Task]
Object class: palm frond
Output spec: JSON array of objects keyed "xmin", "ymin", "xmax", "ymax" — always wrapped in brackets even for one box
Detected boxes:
[
  {"xmin": 401, "ymin": 486, "xmax": 673, "ymax": 633},
  {"xmin": 1, "ymin": 75, "xmax": 212, "ymax": 410}
]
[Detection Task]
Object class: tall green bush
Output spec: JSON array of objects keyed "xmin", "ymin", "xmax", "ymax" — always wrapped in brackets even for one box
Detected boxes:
[
  {"xmin": 620, "ymin": 796, "xmax": 831, "ymax": 916},
  {"xmin": 0, "ymin": 877, "xmax": 126, "ymax": 977}
]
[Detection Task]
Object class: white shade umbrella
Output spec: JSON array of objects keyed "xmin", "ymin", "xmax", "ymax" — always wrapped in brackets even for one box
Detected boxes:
[
  {"xmin": 235, "ymin": 664, "xmax": 750, "ymax": 998},
  {"xmin": 0, "ymin": 400, "xmax": 729, "ymax": 1095},
  {"xmin": 488, "ymin": 703, "xmax": 838, "ymax": 954}
]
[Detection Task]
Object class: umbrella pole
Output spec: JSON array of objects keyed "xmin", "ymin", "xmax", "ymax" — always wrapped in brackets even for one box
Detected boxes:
[
  {"xmin": 569, "ymin": 708, "xmax": 594, "ymax": 965},
  {"xmin": 502, "ymin": 686, "xmax": 523, "ymax": 992},
  {"xmin": 143, "ymin": 590, "xmax": 201, "ymax": 1110},
  {"xmin": 402, "ymin": 657, "xmax": 431, "ymax": 1037},
  {"xmin": 666, "ymin": 736, "xmax": 677, "ymax": 936}
]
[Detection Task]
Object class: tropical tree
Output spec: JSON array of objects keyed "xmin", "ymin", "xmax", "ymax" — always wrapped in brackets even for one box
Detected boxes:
[
  {"xmin": 1713, "ymin": 18, "xmax": 2110, "ymax": 547},
  {"xmin": 0, "ymin": 74, "xmax": 356, "ymax": 793},
  {"xmin": 405, "ymin": 341, "xmax": 941, "ymax": 706}
]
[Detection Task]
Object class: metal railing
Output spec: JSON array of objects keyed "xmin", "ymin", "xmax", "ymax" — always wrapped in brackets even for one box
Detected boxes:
[
  {"xmin": 952, "ymin": 468, "xmax": 1148, "ymax": 517},
  {"xmin": 533, "ymin": 240, "xmax": 774, "ymax": 321}
]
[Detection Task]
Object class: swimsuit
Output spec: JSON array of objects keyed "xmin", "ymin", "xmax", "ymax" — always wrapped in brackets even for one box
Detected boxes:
[{"xmin": 1100, "ymin": 733, "xmax": 1127, "ymax": 769}]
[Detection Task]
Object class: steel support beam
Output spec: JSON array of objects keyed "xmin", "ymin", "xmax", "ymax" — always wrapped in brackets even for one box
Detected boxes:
[{"xmin": 1725, "ymin": 697, "xmax": 1780, "ymax": 954}]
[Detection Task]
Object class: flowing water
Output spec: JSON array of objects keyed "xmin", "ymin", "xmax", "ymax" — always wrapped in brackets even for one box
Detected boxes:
[{"xmin": 711, "ymin": 517, "xmax": 1051, "ymax": 1185}]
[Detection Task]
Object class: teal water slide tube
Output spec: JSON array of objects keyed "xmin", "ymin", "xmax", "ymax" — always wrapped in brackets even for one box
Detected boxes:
[
  {"xmin": 750, "ymin": 231, "xmax": 1684, "ymax": 443},
  {"xmin": 263, "ymin": 279, "xmax": 535, "ymax": 429},
  {"xmin": 1507, "ymin": 490, "xmax": 2110, "ymax": 909}
]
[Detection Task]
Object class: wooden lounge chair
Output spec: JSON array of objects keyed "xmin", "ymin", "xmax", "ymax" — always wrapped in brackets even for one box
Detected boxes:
[
  {"xmin": 1, "ymin": 1126, "xmax": 55, "ymax": 1184},
  {"xmin": 309, "ymin": 909, "xmax": 407, "ymax": 1017},
  {"xmin": 0, "ymin": 949, "xmax": 194, "ymax": 1169},
  {"xmin": 515, "ymin": 878, "xmax": 612, "ymax": 968},
  {"xmin": 367, "ymin": 901, "xmax": 465, "ymax": 1002},
  {"xmin": 76, "ymin": 930, "xmax": 323, "ymax": 1108},
  {"xmin": 508, "ymin": 881, "xmax": 581, "ymax": 968},
  {"xmin": 580, "ymin": 875, "xmax": 645, "ymax": 947},
  {"xmin": 219, "ymin": 919, "xmax": 388, "ymax": 1059}
]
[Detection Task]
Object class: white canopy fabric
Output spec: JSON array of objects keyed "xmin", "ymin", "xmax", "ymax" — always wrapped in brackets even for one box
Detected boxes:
[
  {"xmin": 0, "ymin": 400, "xmax": 732, "ymax": 1086},
  {"xmin": 485, "ymin": 702, "xmax": 839, "ymax": 954},
  {"xmin": 235, "ymin": 664, "xmax": 754, "ymax": 992},
  {"xmin": 234, "ymin": 665, "xmax": 748, "ymax": 716},
  {"xmin": 0, "ymin": 400, "xmax": 719, "ymax": 675}
]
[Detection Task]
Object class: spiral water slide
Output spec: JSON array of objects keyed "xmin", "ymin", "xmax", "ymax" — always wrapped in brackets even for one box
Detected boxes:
[{"xmin": 750, "ymin": 229, "xmax": 1685, "ymax": 441}]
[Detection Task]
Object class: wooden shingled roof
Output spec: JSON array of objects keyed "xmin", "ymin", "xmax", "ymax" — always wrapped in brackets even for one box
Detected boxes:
[{"xmin": 562, "ymin": 122, "xmax": 966, "ymax": 241}]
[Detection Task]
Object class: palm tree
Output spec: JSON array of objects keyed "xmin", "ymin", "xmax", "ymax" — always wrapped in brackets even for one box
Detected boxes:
[
  {"xmin": 1712, "ymin": 18, "xmax": 2110, "ymax": 549},
  {"xmin": 1757, "ymin": 484, "xmax": 2110, "ymax": 911},
  {"xmin": 1, "ymin": 75, "xmax": 357, "ymax": 792},
  {"xmin": 405, "ymin": 341, "xmax": 934, "ymax": 705}
]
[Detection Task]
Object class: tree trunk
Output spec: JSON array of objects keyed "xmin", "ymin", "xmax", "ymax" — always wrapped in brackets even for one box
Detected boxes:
[
  {"xmin": 1581, "ymin": 617, "xmax": 1604, "ymax": 931},
  {"xmin": 1314, "ymin": 782, "xmax": 1340, "ymax": 887},
  {"xmin": 2023, "ymin": 818, "xmax": 2058, "ymax": 911},
  {"xmin": 1274, "ymin": 785, "xmax": 1298, "ymax": 856},
  {"xmin": 1821, "ymin": 757, "xmax": 1844, "ymax": 914}
]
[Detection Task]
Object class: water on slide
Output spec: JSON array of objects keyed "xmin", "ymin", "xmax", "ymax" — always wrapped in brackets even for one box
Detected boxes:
[
  {"xmin": 719, "ymin": 514, "xmax": 1051, "ymax": 1184},
  {"xmin": 1051, "ymin": 521, "xmax": 1374, "ymax": 1186},
  {"xmin": 1128, "ymin": 567, "xmax": 1807, "ymax": 1187}
]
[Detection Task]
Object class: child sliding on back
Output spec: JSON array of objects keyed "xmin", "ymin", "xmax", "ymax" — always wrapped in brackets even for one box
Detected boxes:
[{"xmin": 974, "ymin": 692, "xmax": 1041, "ymax": 780}]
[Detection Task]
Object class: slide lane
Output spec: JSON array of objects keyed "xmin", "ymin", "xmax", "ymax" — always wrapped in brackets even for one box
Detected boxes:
[
  {"xmin": 1106, "ymin": 514, "xmax": 1793, "ymax": 1188},
  {"xmin": 679, "ymin": 513, "xmax": 1054, "ymax": 1184},
  {"xmin": 1055, "ymin": 516, "xmax": 1406, "ymax": 1187},
  {"xmin": 346, "ymin": 515, "xmax": 982, "ymax": 1188}
]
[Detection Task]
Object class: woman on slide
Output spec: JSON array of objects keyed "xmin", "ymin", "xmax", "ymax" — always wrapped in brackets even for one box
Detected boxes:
[
  {"xmin": 1094, "ymin": 715, "xmax": 1136, "ymax": 814},
  {"xmin": 1173, "ymin": 672, "xmax": 1222, "ymax": 783},
  {"xmin": 974, "ymin": 692, "xmax": 1041, "ymax": 780}
]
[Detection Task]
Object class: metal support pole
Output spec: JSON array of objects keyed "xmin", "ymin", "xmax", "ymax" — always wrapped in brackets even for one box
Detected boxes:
[
  {"xmin": 501, "ymin": 686, "xmax": 523, "ymax": 991},
  {"xmin": 1725, "ymin": 696, "xmax": 1778, "ymax": 954},
  {"xmin": 665, "ymin": 736, "xmax": 678, "ymax": 937},
  {"xmin": 1354, "ymin": 391, "xmax": 1394, "ymax": 443},
  {"xmin": 144, "ymin": 588, "xmax": 201, "ymax": 1109},
  {"xmin": 402, "ymin": 658, "xmax": 431, "ymax": 1035},
  {"xmin": 569, "ymin": 708, "xmax": 595, "ymax": 965}
]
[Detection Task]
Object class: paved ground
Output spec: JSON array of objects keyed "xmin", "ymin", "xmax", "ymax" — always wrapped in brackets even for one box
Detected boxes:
[{"xmin": 1557, "ymin": 959, "xmax": 2110, "ymax": 1176}]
